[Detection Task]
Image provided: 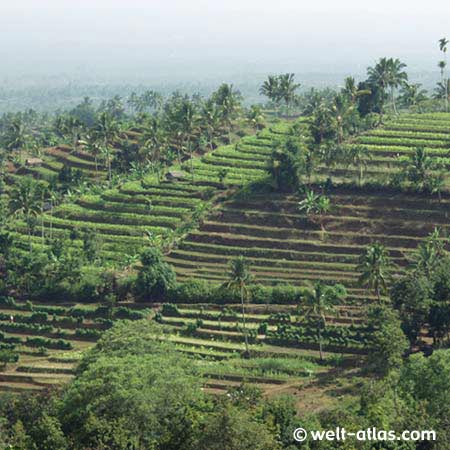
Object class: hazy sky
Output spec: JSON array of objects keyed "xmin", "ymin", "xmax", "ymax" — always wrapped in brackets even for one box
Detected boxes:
[{"xmin": 1, "ymin": 0, "xmax": 450, "ymax": 82}]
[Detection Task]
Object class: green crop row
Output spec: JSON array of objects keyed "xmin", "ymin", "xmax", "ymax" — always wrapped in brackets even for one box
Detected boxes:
[
  {"xmin": 369, "ymin": 129, "xmax": 450, "ymax": 141},
  {"xmin": 52, "ymin": 205, "xmax": 181, "ymax": 228},
  {"xmin": 76, "ymin": 195, "xmax": 191, "ymax": 217},
  {"xmin": 358, "ymin": 136, "xmax": 450, "ymax": 148}
]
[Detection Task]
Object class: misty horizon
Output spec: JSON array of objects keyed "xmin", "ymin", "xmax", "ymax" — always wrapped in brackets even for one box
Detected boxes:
[{"xmin": 2, "ymin": 0, "xmax": 449, "ymax": 84}]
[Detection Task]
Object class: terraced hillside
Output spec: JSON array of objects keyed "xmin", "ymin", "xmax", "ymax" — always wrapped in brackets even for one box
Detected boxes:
[
  {"xmin": 7, "ymin": 122, "xmax": 294, "ymax": 264},
  {"xmin": 351, "ymin": 113, "xmax": 450, "ymax": 186},
  {"xmin": 0, "ymin": 299, "xmax": 150, "ymax": 393},
  {"xmin": 6, "ymin": 144, "xmax": 106, "ymax": 185},
  {"xmin": 168, "ymin": 113, "xmax": 450, "ymax": 295},
  {"xmin": 168, "ymin": 188, "xmax": 449, "ymax": 297}
]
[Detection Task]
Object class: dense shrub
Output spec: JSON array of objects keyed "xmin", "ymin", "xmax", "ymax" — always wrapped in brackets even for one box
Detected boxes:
[
  {"xmin": 167, "ymin": 280, "xmax": 306, "ymax": 305},
  {"xmin": 135, "ymin": 248, "xmax": 176, "ymax": 301}
]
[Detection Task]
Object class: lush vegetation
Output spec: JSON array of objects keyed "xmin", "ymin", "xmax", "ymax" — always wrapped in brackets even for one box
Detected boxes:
[{"xmin": 1, "ymin": 37, "xmax": 450, "ymax": 449}]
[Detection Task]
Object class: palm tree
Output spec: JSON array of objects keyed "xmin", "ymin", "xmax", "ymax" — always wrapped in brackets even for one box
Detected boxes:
[
  {"xmin": 177, "ymin": 98, "xmax": 200, "ymax": 181},
  {"xmin": 367, "ymin": 57, "xmax": 407, "ymax": 117},
  {"xmin": 411, "ymin": 228, "xmax": 448, "ymax": 277},
  {"xmin": 201, "ymin": 100, "xmax": 223, "ymax": 151},
  {"xmin": 346, "ymin": 145, "xmax": 372, "ymax": 186},
  {"xmin": 439, "ymin": 37, "xmax": 449, "ymax": 111},
  {"xmin": 227, "ymin": 256, "xmax": 252, "ymax": 357},
  {"xmin": 139, "ymin": 117, "xmax": 168, "ymax": 182},
  {"xmin": 247, "ymin": 105, "xmax": 265, "ymax": 131},
  {"xmin": 301, "ymin": 282, "xmax": 346, "ymax": 360},
  {"xmin": 212, "ymin": 84, "xmax": 242, "ymax": 143},
  {"xmin": 35, "ymin": 183, "xmax": 49, "ymax": 241},
  {"xmin": 82, "ymin": 133, "xmax": 102, "ymax": 179},
  {"xmin": 259, "ymin": 75, "xmax": 281, "ymax": 113},
  {"xmin": 434, "ymin": 79, "xmax": 450, "ymax": 108},
  {"xmin": 2, "ymin": 117, "xmax": 29, "ymax": 159},
  {"xmin": 278, "ymin": 73, "xmax": 301, "ymax": 115},
  {"xmin": 94, "ymin": 112, "xmax": 121, "ymax": 184},
  {"xmin": 331, "ymin": 93, "xmax": 353, "ymax": 144},
  {"xmin": 54, "ymin": 116, "xmax": 83, "ymax": 152},
  {"xmin": 298, "ymin": 190, "xmax": 331, "ymax": 239},
  {"xmin": 367, "ymin": 57, "xmax": 391, "ymax": 119},
  {"xmin": 404, "ymin": 147, "xmax": 434, "ymax": 191},
  {"xmin": 341, "ymin": 76, "xmax": 370, "ymax": 104},
  {"xmin": 388, "ymin": 58, "xmax": 408, "ymax": 114},
  {"xmin": 398, "ymin": 82, "xmax": 428, "ymax": 108},
  {"xmin": 9, "ymin": 178, "xmax": 42, "ymax": 250},
  {"xmin": 357, "ymin": 243, "xmax": 393, "ymax": 302}
]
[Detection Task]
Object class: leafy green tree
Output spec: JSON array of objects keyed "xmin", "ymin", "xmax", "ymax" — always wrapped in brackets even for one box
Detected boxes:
[
  {"xmin": 197, "ymin": 403, "xmax": 280, "ymax": 450},
  {"xmin": 391, "ymin": 274, "xmax": 432, "ymax": 347},
  {"xmin": 0, "ymin": 348, "xmax": 19, "ymax": 369},
  {"xmin": 357, "ymin": 243, "xmax": 393, "ymax": 301},
  {"xmin": 135, "ymin": 247, "xmax": 176, "ymax": 301},
  {"xmin": 366, "ymin": 305, "xmax": 408, "ymax": 375},
  {"xmin": 60, "ymin": 322, "xmax": 204, "ymax": 450},
  {"xmin": 227, "ymin": 256, "xmax": 252, "ymax": 356},
  {"xmin": 268, "ymin": 137, "xmax": 304, "ymax": 192},
  {"xmin": 301, "ymin": 282, "xmax": 347, "ymax": 360}
]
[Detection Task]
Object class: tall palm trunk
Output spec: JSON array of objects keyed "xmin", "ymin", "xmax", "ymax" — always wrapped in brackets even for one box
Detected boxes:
[
  {"xmin": 318, "ymin": 324, "xmax": 323, "ymax": 361},
  {"xmin": 241, "ymin": 285, "xmax": 249, "ymax": 357},
  {"xmin": 391, "ymin": 88, "xmax": 398, "ymax": 115},
  {"xmin": 49, "ymin": 200, "xmax": 53, "ymax": 240}
]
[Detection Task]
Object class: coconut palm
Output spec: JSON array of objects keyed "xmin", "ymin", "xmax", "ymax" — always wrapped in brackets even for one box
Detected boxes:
[
  {"xmin": 346, "ymin": 145, "xmax": 372, "ymax": 186},
  {"xmin": 357, "ymin": 243, "xmax": 393, "ymax": 301},
  {"xmin": 139, "ymin": 117, "xmax": 168, "ymax": 182},
  {"xmin": 367, "ymin": 57, "xmax": 407, "ymax": 117},
  {"xmin": 411, "ymin": 228, "xmax": 448, "ymax": 276},
  {"xmin": 341, "ymin": 76, "xmax": 371, "ymax": 104},
  {"xmin": 176, "ymin": 98, "xmax": 201, "ymax": 181},
  {"xmin": 82, "ymin": 133, "xmax": 102, "ymax": 179},
  {"xmin": 331, "ymin": 93, "xmax": 354, "ymax": 143},
  {"xmin": 94, "ymin": 112, "xmax": 121, "ymax": 184},
  {"xmin": 259, "ymin": 75, "xmax": 281, "ymax": 113},
  {"xmin": 201, "ymin": 100, "xmax": 223, "ymax": 150},
  {"xmin": 439, "ymin": 37, "xmax": 449, "ymax": 111},
  {"xmin": 9, "ymin": 178, "xmax": 42, "ymax": 249},
  {"xmin": 278, "ymin": 73, "xmax": 301, "ymax": 115},
  {"xmin": 434, "ymin": 79, "xmax": 450, "ymax": 107},
  {"xmin": 227, "ymin": 256, "xmax": 252, "ymax": 357},
  {"xmin": 398, "ymin": 82, "xmax": 428, "ymax": 108},
  {"xmin": 212, "ymin": 84, "xmax": 242, "ymax": 143},
  {"xmin": 247, "ymin": 105, "xmax": 265, "ymax": 131},
  {"xmin": 301, "ymin": 282, "xmax": 347, "ymax": 360},
  {"xmin": 2, "ymin": 117, "xmax": 29, "ymax": 159}
]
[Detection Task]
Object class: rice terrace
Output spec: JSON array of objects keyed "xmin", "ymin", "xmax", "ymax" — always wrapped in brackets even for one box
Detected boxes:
[{"xmin": 1, "ymin": 2, "xmax": 450, "ymax": 447}]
